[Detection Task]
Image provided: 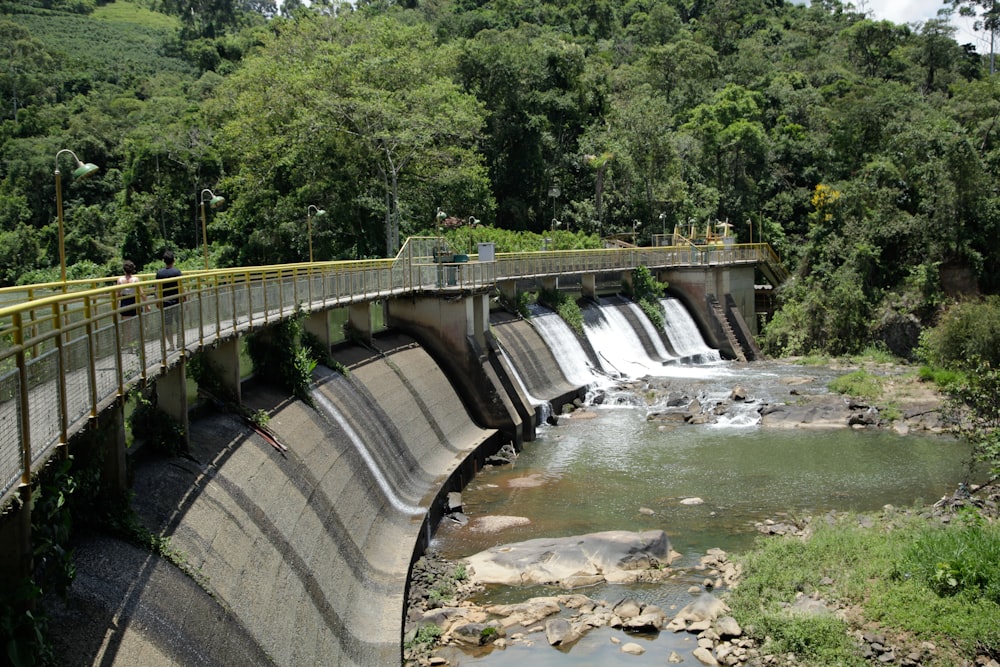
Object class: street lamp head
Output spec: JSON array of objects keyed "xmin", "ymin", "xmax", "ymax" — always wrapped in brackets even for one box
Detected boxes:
[
  {"xmin": 55, "ymin": 149, "xmax": 99, "ymax": 180},
  {"xmin": 436, "ymin": 208, "xmax": 447, "ymax": 223},
  {"xmin": 201, "ymin": 188, "xmax": 225, "ymax": 208},
  {"xmin": 308, "ymin": 205, "xmax": 326, "ymax": 217}
]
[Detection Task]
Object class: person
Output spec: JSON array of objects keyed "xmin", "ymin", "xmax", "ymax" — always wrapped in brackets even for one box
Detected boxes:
[
  {"xmin": 116, "ymin": 259, "xmax": 142, "ymax": 318},
  {"xmin": 156, "ymin": 250, "xmax": 183, "ymax": 350},
  {"xmin": 117, "ymin": 259, "xmax": 143, "ymax": 352}
]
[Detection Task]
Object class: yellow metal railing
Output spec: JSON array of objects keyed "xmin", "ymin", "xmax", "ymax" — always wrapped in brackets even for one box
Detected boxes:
[{"xmin": 0, "ymin": 239, "xmax": 783, "ymax": 508}]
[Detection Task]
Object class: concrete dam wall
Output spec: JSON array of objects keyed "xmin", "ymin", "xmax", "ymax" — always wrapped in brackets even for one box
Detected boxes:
[{"xmin": 49, "ymin": 331, "xmax": 513, "ymax": 666}]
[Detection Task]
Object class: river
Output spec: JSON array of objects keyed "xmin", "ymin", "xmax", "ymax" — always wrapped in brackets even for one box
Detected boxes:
[{"xmin": 429, "ymin": 360, "xmax": 970, "ymax": 666}]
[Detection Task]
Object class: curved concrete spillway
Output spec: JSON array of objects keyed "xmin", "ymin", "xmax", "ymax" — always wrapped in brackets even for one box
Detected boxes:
[{"xmin": 48, "ymin": 334, "xmax": 498, "ymax": 666}]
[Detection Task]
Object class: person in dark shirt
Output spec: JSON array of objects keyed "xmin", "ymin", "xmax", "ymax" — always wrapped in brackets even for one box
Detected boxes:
[{"xmin": 156, "ymin": 250, "xmax": 183, "ymax": 350}]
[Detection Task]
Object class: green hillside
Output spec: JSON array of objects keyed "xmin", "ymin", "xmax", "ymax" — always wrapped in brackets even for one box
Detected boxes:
[{"xmin": 2, "ymin": 0, "xmax": 1000, "ymax": 359}]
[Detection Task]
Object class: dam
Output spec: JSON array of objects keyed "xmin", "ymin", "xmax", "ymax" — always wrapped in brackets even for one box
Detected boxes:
[
  {"xmin": 43, "ymin": 296, "xmax": 726, "ymax": 665},
  {"xmin": 0, "ymin": 241, "xmax": 779, "ymax": 665}
]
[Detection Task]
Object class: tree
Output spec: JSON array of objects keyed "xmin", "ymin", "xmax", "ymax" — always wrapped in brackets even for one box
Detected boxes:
[
  {"xmin": 949, "ymin": 0, "xmax": 1000, "ymax": 73},
  {"xmin": 214, "ymin": 13, "xmax": 490, "ymax": 260}
]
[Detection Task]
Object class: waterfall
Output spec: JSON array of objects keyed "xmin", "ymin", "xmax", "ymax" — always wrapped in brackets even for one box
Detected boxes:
[
  {"xmin": 526, "ymin": 304, "xmax": 602, "ymax": 387},
  {"xmin": 499, "ymin": 346, "xmax": 553, "ymax": 424},
  {"xmin": 582, "ymin": 299, "xmax": 663, "ymax": 377},
  {"xmin": 660, "ymin": 297, "xmax": 722, "ymax": 364},
  {"xmin": 622, "ymin": 298, "xmax": 676, "ymax": 362}
]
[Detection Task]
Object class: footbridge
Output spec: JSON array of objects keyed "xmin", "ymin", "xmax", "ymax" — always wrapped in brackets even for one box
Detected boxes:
[{"xmin": 0, "ymin": 236, "xmax": 786, "ymax": 664}]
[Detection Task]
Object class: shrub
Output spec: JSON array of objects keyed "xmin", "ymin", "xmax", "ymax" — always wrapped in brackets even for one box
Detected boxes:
[
  {"xmin": 625, "ymin": 266, "xmax": 667, "ymax": 330},
  {"xmin": 918, "ymin": 297, "xmax": 1000, "ymax": 370},
  {"xmin": 247, "ymin": 311, "xmax": 318, "ymax": 403},
  {"xmin": 897, "ymin": 513, "xmax": 1000, "ymax": 605},
  {"xmin": 944, "ymin": 360, "xmax": 1000, "ymax": 480},
  {"xmin": 827, "ymin": 369, "xmax": 882, "ymax": 401},
  {"xmin": 539, "ymin": 287, "xmax": 584, "ymax": 335}
]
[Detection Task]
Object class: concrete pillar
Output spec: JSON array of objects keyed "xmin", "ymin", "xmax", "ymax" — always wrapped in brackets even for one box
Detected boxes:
[
  {"xmin": 387, "ymin": 293, "xmax": 525, "ymax": 445},
  {"xmin": 0, "ymin": 485, "xmax": 32, "ymax": 605},
  {"xmin": 620, "ymin": 270, "xmax": 634, "ymax": 292},
  {"xmin": 303, "ymin": 311, "xmax": 332, "ymax": 352},
  {"xmin": 540, "ymin": 276, "xmax": 558, "ymax": 292},
  {"xmin": 470, "ymin": 294, "xmax": 488, "ymax": 349},
  {"xmin": 156, "ymin": 358, "xmax": 190, "ymax": 452},
  {"xmin": 204, "ymin": 337, "xmax": 243, "ymax": 405},
  {"xmin": 581, "ymin": 274, "xmax": 597, "ymax": 300},
  {"xmin": 102, "ymin": 402, "xmax": 128, "ymax": 492},
  {"xmin": 348, "ymin": 302, "xmax": 372, "ymax": 345},
  {"xmin": 498, "ymin": 280, "xmax": 518, "ymax": 304}
]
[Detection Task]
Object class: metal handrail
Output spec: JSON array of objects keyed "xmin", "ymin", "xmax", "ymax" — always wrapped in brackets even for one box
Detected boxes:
[{"xmin": 0, "ymin": 240, "xmax": 785, "ymax": 509}]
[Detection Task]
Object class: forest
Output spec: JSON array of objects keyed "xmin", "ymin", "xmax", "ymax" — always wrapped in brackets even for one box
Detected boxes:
[{"xmin": 2, "ymin": 0, "xmax": 1000, "ymax": 358}]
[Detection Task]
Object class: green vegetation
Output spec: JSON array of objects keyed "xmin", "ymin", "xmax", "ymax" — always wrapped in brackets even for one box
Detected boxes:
[
  {"xmin": 624, "ymin": 265, "xmax": 668, "ymax": 330},
  {"xmin": 538, "ymin": 286, "xmax": 584, "ymax": 335},
  {"xmin": 405, "ymin": 624, "xmax": 442, "ymax": 650},
  {"xmin": 2, "ymin": 0, "xmax": 999, "ymax": 360},
  {"xmin": 827, "ymin": 369, "xmax": 884, "ymax": 402},
  {"xmin": 246, "ymin": 313, "xmax": 318, "ymax": 403},
  {"xmin": 919, "ymin": 297, "xmax": 1000, "ymax": 370},
  {"xmin": 127, "ymin": 387, "xmax": 186, "ymax": 456},
  {"xmin": 729, "ymin": 511, "xmax": 1000, "ymax": 666},
  {"xmin": 899, "ymin": 509, "xmax": 1000, "ymax": 604}
]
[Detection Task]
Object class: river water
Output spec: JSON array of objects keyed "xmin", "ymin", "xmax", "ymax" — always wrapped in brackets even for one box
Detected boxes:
[{"xmin": 429, "ymin": 360, "xmax": 970, "ymax": 666}]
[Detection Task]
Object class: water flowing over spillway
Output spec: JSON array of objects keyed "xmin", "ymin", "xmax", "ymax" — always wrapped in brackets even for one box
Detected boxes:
[
  {"xmin": 499, "ymin": 347, "xmax": 553, "ymax": 424},
  {"xmin": 660, "ymin": 297, "xmax": 722, "ymax": 364},
  {"xmin": 582, "ymin": 300, "xmax": 657, "ymax": 377},
  {"xmin": 623, "ymin": 298, "xmax": 676, "ymax": 362},
  {"xmin": 526, "ymin": 304, "xmax": 603, "ymax": 387}
]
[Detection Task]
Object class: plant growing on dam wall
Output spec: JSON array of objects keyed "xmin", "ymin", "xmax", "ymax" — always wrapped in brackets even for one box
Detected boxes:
[
  {"xmin": 624, "ymin": 266, "xmax": 667, "ymax": 331},
  {"xmin": 128, "ymin": 388, "xmax": 186, "ymax": 456},
  {"xmin": 538, "ymin": 287, "xmax": 583, "ymax": 335},
  {"xmin": 247, "ymin": 311, "xmax": 318, "ymax": 403}
]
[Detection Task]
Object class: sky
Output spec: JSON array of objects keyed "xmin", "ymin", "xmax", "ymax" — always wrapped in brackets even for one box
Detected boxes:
[{"xmin": 836, "ymin": 1, "xmax": 988, "ymax": 47}]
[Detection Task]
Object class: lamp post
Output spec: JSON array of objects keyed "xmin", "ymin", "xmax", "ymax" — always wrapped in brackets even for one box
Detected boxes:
[
  {"xmin": 54, "ymin": 149, "xmax": 99, "ymax": 283},
  {"xmin": 307, "ymin": 205, "xmax": 326, "ymax": 262},
  {"xmin": 199, "ymin": 189, "xmax": 225, "ymax": 270}
]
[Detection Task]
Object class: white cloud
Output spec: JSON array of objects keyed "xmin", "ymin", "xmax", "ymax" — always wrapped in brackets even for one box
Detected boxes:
[{"xmin": 790, "ymin": 0, "xmax": 990, "ymax": 50}]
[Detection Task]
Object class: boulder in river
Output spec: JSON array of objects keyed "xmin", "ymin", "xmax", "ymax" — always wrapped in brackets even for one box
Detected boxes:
[{"xmin": 464, "ymin": 530, "xmax": 675, "ymax": 588}]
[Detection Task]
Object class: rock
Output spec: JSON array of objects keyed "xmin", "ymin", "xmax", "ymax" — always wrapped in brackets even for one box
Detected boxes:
[
  {"xmin": 487, "ymin": 597, "xmax": 561, "ymax": 628},
  {"xmin": 680, "ymin": 497, "xmax": 704, "ymax": 505},
  {"xmin": 468, "ymin": 515, "xmax": 531, "ymax": 532},
  {"xmin": 715, "ymin": 616, "xmax": 742, "ymax": 638},
  {"xmin": 639, "ymin": 507, "xmax": 655, "ymax": 515},
  {"xmin": 674, "ymin": 594, "xmax": 729, "ymax": 624},
  {"xmin": 622, "ymin": 610, "xmax": 666, "ymax": 632},
  {"xmin": 612, "ymin": 599, "xmax": 643, "ymax": 619},
  {"xmin": 730, "ymin": 386, "xmax": 747, "ymax": 401},
  {"xmin": 788, "ymin": 595, "xmax": 830, "ymax": 617},
  {"xmin": 450, "ymin": 622, "xmax": 492, "ymax": 646},
  {"xmin": 668, "ymin": 650, "xmax": 685, "ymax": 663},
  {"xmin": 446, "ymin": 491, "xmax": 463, "ymax": 512},
  {"xmin": 693, "ymin": 646, "xmax": 720, "ymax": 665},
  {"xmin": 621, "ymin": 642, "xmax": 646, "ymax": 655},
  {"xmin": 464, "ymin": 530, "xmax": 674, "ymax": 588},
  {"xmin": 544, "ymin": 618, "xmax": 578, "ymax": 646}
]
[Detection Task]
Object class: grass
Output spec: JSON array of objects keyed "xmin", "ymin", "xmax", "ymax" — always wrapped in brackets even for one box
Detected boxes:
[
  {"xmin": 827, "ymin": 369, "xmax": 883, "ymax": 401},
  {"xmin": 727, "ymin": 510, "xmax": 1000, "ymax": 666},
  {"xmin": 92, "ymin": 0, "xmax": 181, "ymax": 30}
]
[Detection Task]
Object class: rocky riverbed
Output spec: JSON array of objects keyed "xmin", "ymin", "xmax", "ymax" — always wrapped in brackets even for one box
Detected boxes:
[
  {"xmin": 403, "ymin": 362, "xmax": 986, "ymax": 666},
  {"xmin": 600, "ymin": 360, "xmax": 950, "ymax": 434},
  {"xmin": 405, "ymin": 482, "xmax": 1000, "ymax": 667}
]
